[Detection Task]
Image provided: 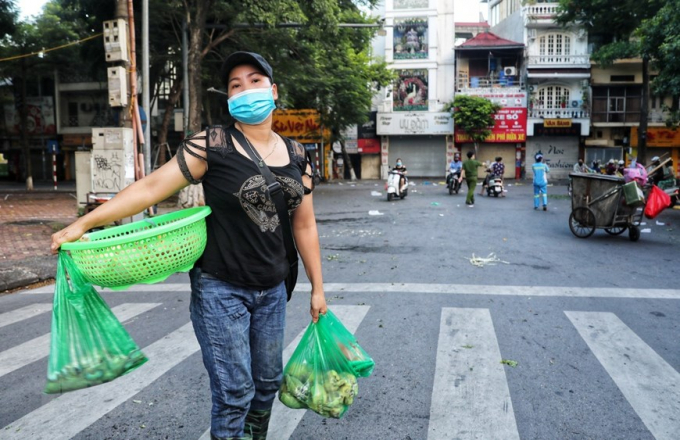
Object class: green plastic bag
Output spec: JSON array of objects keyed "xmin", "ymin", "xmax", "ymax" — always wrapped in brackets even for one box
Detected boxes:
[
  {"xmin": 322, "ymin": 309, "xmax": 375, "ymax": 378},
  {"xmin": 278, "ymin": 309, "xmax": 372, "ymax": 418},
  {"xmin": 44, "ymin": 251, "xmax": 147, "ymax": 394}
]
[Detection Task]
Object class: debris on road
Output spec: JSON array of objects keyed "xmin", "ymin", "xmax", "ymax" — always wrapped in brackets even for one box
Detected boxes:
[
  {"xmin": 371, "ymin": 191, "xmax": 382, "ymax": 196},
  {"xmin": 466, "ymin": 253, "xmax": 509, "ymax": 267},
  {"xmin": 368, "ymin": 210, "xmax": 384, "ymax": 216}
]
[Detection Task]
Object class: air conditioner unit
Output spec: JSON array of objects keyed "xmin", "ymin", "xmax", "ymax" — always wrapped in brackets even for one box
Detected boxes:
[
  {"xmin": 528, "ymin": 29, "xmax": 537, "ymax": 40},
  {"xmin": 503, "ymin": 66, "xmax": 517, "ymax": 76}
]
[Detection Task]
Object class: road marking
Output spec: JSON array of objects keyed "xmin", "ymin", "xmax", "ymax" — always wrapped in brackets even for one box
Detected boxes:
[
  {"xmin": 566, "ymin": 311, "xmax": 680, "ymax": 440},
  {"xmin": 23, "ymin": 282, "xmax": 680, "ymax": 299},
  {"xmin": 198, "ymin": 305, "xmax": 371, "ymax": 440},
  {"xmin": 0, "ymin": 303, "xmax": 51, "ymax": 329},
  {"xmin": 1, "ymin": 321, "xmax": 198, "ymax": 440},
  {"xmin": 0, "ymin": 303, "xmax": 160, "ymax": 379},
  {"xmin": 22, "ymin": 283, "xmax": 191, "ymax": 295},
  {"xmin": 428, "ymin": 308, "xmax": 519, "ymax": 440}
]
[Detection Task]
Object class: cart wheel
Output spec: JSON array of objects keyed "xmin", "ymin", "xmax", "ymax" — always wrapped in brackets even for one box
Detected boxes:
[
  {"xmin": 604, "ymin": 226, "xmax": 627, "ymax": 236},
  {"xmin": 569, "ymin": 207, "xmax": 596, "ymax": 238},
  {"xmin": 629, "ymin": 225, "xmax": 641, "ymax": 242}
]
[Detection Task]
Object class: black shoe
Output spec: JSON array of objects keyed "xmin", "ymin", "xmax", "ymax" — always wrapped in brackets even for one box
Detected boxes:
[{"xmin": 543, "ymin": 205, "xmax": 547, "ymax": 211}]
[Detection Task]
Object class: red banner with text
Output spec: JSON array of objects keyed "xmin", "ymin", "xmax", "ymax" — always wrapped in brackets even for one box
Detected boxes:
[{"xmin": 455, "ymin": 108, "xmax": 527, "ymax": 143}]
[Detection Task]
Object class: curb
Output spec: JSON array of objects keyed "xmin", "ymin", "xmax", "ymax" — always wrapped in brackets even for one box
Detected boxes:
[{"xmin": 0, "ymin": 255, "xmax": 57, "ymax": 292}]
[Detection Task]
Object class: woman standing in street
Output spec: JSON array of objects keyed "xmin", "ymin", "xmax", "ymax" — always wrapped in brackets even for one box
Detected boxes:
[{"xmin": 50, "ymin": 51, "xmax": 327, "ymax": 440}]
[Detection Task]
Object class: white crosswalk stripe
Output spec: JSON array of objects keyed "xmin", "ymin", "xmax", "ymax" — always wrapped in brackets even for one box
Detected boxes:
[
  {"xmin": 21, "ymin": 282, "xmax": 680, "ymax": 299},
  {"xmin": 2, "ymin": 322, "xmax": 198, "ymax": 439},
  {"xmin": 198, "ymin": 305, "xmax": 371, "ymax": 440},
  {"xmin": 428, "ymin": 308, "xmax": 520, "ymax": 440},
  {"xmin": 1, "ymin": 289, "xmax": 677, "ymax": 440},
  {"xmin": 0, "ymin": 303, "xmax": 160, "ymax": 379},
  {"xmin": 0, "ymin": 303, "xmax": 51, "ymax": 329},
  {"xmin": 566, "ymin": 311, "xmax": 680, "ymax": 440}
]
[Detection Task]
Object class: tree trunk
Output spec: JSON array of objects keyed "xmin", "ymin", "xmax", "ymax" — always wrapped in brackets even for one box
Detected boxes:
[
  {"xmin": 20, "ymin": 58, "xmax": 33, "ymax": 191},
  {"xmin": 339, "ymin": 140, "xmax": 356, "ymax": 181},
  {"xmin": 638, "ymin": 56, "xmax": 650, "ymax": 165},
  {"xmin": 156, "ymin": 79, "xmax": 183, "ymax": 167},
  {"xmin": 177, "ymin": 2, "xmax": 211, "ymax": 208}
]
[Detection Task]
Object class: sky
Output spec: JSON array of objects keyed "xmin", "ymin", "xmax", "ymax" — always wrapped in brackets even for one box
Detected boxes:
[
  {"xmin": 16, "ymin": 0, "xmax": 49, "ymax": 20},
  {"xmin": 455, "ymin": 0, "xmax": 487, "ymax": 23}
]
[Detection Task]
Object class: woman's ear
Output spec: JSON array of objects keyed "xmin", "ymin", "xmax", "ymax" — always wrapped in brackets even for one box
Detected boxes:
[{"xmin": 271, "ymin": 83, "xmax": 278, "ymax": 100}]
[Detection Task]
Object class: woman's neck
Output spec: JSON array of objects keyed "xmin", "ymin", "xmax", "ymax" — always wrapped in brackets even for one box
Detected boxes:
[{"xmin": 237, "ymin": 121, "xmax": 271, "ymax": 144}]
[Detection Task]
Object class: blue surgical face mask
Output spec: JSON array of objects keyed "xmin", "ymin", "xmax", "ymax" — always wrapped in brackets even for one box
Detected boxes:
[
  {"xmin": 396, "ymin": 162, "xmax": 402, "ymax": 166},
  {"xmin": 227, "ymin": 86, "xmax": 275, "ymax": 125}
]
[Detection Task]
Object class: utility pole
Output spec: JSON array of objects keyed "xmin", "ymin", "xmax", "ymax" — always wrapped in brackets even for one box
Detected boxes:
[
  {"xmin": 142, "ymin": 0, "xmax": 151, "ymax": 175},
  {"xmin": 115, "ymin": 0, "xmax": 132, "ymax": 133}
]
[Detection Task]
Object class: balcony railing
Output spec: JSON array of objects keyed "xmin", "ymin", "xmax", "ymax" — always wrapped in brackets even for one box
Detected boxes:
[
  {"xmin": 457, "ymin": 75, "xmax": 524, "ymax": 92},
  {"xmin": 529, "ymin": 108, "xmax": 590, "ymax": 119},
  {"xmin": 527, "ymin": 55, "xmax": 590, "ymax": 66},
  {"xmin": 524, "ymin": 3, "xmax": 559, "ymax": 19}
]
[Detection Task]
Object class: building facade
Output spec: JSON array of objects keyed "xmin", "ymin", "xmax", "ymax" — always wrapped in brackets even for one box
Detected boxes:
[{"xmin": 373, "ymin": 0, "xmax": 455, "ymax": 178}]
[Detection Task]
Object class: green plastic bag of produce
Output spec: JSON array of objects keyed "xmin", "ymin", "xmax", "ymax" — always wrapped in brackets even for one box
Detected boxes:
[
  {"xmin": 278, "ymin": 310, "xmax": 366, "ymax": 418},
  {"xmin": 44, "ymin": 251, "xmax": 147, "ymax": 394},
  {"xmin": 322, "ymin": 309, "xmax": 375, "ymax": 378}
]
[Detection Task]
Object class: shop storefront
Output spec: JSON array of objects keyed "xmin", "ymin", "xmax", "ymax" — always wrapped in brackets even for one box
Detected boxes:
[
  {"xmin": 272, "ymin": 109, "xmax": 330, "ymax": 179},
  {"xmin": 455, "ymin": 107, "xmax": 527, "ymax": 179},
  {"xmin": 357, "ymin": 112, "xmax": 381, "ymax": 179},
  {"xmin": 631, "ymin": 127, "xmax": 680, "ymax": 172},
  {"xmin": 526, "ymin": 121, "xmax": 581, "ymax": 180},
  {"xmin": 376, "ymin": 112, "xmax": 453, "ymax": 178}
]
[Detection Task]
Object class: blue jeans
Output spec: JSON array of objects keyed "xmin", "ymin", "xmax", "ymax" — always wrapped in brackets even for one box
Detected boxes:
[{"xmin": 189, "ymin": 268, "xmax": 287, "ymax": 439}]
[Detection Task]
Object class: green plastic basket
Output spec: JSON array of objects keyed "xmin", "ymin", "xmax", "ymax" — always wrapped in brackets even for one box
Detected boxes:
[{"xmin": 61, "ymin": 206, "xmax": 211, "ymax": 290}]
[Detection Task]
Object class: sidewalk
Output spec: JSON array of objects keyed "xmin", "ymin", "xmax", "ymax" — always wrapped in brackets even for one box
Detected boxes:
[{"xmin": 0, "ymin": 180, "xmax": 178, "ymax": 293}]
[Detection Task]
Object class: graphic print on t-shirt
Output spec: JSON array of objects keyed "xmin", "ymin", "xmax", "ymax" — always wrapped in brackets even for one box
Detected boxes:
[{"xmin": 235, "ymin": 174, "xmax": 304, "ymax": 233}]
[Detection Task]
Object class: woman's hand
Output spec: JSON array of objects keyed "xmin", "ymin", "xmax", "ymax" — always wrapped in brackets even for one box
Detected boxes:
[
  {"xmin": 50, "ymin": 220, "xmax": 88, "ymax": 254},
  {"xmin": 310, "ymin": 290, "xmax": 327, "ymax": 323}
]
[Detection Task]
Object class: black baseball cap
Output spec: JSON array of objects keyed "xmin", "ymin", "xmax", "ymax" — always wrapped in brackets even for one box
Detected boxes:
[{"xmin": 220, "ymin": 52, "xmax": 274, "ymax": 88}]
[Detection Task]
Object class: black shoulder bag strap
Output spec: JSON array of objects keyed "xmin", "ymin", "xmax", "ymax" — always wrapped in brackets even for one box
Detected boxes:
[{"xmin": 228, "ymin": 126, "xmax": 298, "ymax": 300}]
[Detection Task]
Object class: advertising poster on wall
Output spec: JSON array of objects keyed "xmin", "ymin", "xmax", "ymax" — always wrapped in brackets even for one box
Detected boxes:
[
  {"xmin": 393, "ymin": 69, "xmax": 428, "ymax": 112},
  {"xmin": 393, "ymin": 18, "xmax": 428, "ymax": 60},
  {"xmin": 3, "ymin": 97, "xmax": 56, "ymax": 135}
]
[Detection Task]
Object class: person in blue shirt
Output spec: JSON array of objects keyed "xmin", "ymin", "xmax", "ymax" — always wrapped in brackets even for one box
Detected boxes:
[
  {"xmin": 532, "ymin": 153, "xmax": 550, "ymax": 211},
  {"xmin": 449, "ymin": 153, "xmax": 463, "ymax": 173}
]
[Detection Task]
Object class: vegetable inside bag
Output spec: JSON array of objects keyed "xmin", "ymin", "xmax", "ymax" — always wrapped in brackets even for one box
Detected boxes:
[
  {"xmin": 279, "ymin": 310, "xmax": 369, "ymax": 418},
  {"xmin": 44, "ymin": 252, "xmax": 147, "ymax": 394},
  {"xmin": 322, "ymin": 309, "xmax": 375, "ymax": 378}
]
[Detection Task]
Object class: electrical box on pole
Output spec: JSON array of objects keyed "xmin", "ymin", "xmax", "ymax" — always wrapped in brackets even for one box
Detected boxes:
[
  {"xmin": 107, "ymin": 66, "xmax": 128, "ymax": 106},
  {"xmin": 103, "ymin": 19, "xmax": 129, "ymax": 62}
]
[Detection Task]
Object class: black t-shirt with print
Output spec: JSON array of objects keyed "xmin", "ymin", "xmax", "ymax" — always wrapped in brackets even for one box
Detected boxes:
[{"xmin": 182, "ymin": 125, "xmax": 310, "ymax": 289}]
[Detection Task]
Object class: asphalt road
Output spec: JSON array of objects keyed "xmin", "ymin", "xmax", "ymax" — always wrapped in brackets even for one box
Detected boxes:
[{"xmin": 1, "ymin": 179, "xmax": 679, "ymax": 440}]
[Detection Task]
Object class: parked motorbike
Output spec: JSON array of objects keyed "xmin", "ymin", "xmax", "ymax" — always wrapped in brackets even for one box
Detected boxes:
[
  {"xmin": 486, "ymin": 175, "xmax": 504, "ymax": 197},
  {"xmin": 446, "ymin": 170, "xmax": 462, "ymax": 195},
  {"xmin": 386, "ymin": 170, "xmax": 408, "ymax": 201}
]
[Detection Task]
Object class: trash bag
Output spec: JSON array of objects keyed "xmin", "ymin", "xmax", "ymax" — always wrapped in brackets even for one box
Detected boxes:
[
  {"xmin": 278, "ymin": 311, "xmax": 364, "ymax": 418},
  {"xmin": 322, "ymin": 309, "xmax": 374, "ymax": 378},
  {"xmin": 644, "ymin": 185, "xmax": 671, "ymax": 220},
  {"xmin": 44, "ymin": 251, "xmax": 147, "ymax": 394}
]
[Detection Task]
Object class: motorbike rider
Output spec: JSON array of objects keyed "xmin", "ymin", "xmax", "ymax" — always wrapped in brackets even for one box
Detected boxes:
[
  {"xmin": 393, "ymin": 158, "xmax": 408, "ymax": 192},
  {"xmin": 649, "ymin": 156, "xmax": 665, "ymax": 185},
  {"xmin": 616, "ymin": 159, "xmax": 625, "ymax": 177},
  {"xmin": 447, "ymin": 154, "xmax": 462, "ymax": 185},
  {"xmin": 491, "ymin": 157, "xmax": 506, "ymax": 197},
  {"xmin": 573, "ymin": 158, "xmax": 592, "ymax": 173}
]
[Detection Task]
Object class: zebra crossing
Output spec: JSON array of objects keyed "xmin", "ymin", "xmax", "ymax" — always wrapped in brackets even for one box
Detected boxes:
[{"xmin": 1, "ymin": 283, "xmax": 679, "ymax": 439}]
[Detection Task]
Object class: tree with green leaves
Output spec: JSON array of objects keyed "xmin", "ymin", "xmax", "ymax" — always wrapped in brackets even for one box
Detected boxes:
[
  {"xmin": 444, "ymin": 95, "xmax": 501, "ymax": 154},
  {"xmin": 0, "ymin": 1, "xmax": 99, "ymax": 189},
  {"xmin": 0, "ymin": 0, "xmax": 18, "ymax": 39},
  {"xmin": 636, "ymin": 0, "xmax": 680, "ymax": 126},
  {"xmin": 555, "ymin": 0, "xmax": 665, "ymax": 164}
]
